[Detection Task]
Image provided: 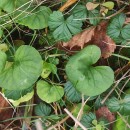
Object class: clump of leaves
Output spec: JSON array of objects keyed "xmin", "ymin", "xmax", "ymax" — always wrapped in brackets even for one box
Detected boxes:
[
  {"xmin": 107, "ymin": 13, "xmax": 130, "ymax": 44},
  {"xmin": 106, "ymin": 95, "xmax": 130, "ymax": 115},
  {"xmin": 48, "ymin": 11, "xmax": 82, "ymax": 42},
  {"xmin": 61, "ymin": 21, "xmax": 116, "ymax": 58},
  {"xmin": 0, "ymin": 0, "xmax": 130, "ymax": 130},
  {"xmin": 78, "ymin": 112, "xmax": 109, "ymax": 130}
]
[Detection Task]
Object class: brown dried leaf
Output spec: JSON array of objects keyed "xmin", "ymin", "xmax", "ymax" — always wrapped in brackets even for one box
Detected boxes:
[
  {"xmin": 62, "ymin": 26, "xmax": 96, "ymax": 49},
  {"xmin": 96, "ymin": 106, "xmax": 115, "ymax": 130},
  {"xmin": 91, "ymin": 21, "xmax": 116, "ymax": 58},
  {"xmin": 125, "ymin": 18, "xmax": 130, "ymax": 24},
  {"xmin": 0, "ymin": 94, "xmax": 13, "ymax": 124},
  {"xmin": 61, "ymin": 21, "xmax": 116, "ymax": 58},
  {"xmin": 96, "ymin": 106, "xmax": 115, "ymax": 122},
  {"xmin": 86, "ymin": 2, "xmax": 99, "ymax": 11}
]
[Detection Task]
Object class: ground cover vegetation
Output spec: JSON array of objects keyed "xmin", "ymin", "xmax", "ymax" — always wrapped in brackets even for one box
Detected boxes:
[{"xmin": 0, "ymin": 0, "xmax": 130, "ymax": 130}]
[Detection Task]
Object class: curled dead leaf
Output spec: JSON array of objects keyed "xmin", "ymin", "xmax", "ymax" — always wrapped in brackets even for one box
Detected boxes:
[
  {"xmin": 86, "ymin": 2, "xmax": 99, "ymax": 11},
  {"xmin": 62, "ymin": 26, "xmax": 96, "ymax": 49},
  {"xmin": 0, "ymin": 94, "xmax": 13, "ymax": 124},
  {"xmin": 91, "ymin": 21, "xmax": 116, "ymax": 58},
  {"xmin": 59, "ymin": 21, "xmax": 116, "ymax": 58},
  {"xmin": 96, "ymin": 106, "xmax": 115, "ymax": 130},
  {"xmin": 96, "ymin": 106, "xmax": 115, "ymax": 122}
]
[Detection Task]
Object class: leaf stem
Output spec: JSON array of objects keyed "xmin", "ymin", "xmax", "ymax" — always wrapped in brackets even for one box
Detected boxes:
[
  {"xmin": 101, "ymin": 69, "xmax": 130, "ymax": 104},
  {"xmin": 59, "ymin": 0, "xmax": 78, "ymax": 12},
  {"xmin": 117, "ymin": 112, "xmax": 130, "ymax": 128},
  {"xmin": 64, "ymin": 108, "xmax": 88, "ymax": 130}
]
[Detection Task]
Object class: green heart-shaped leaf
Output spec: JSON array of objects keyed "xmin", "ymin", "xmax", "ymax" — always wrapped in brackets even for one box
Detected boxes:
[
  {"xmin": 0, "ymin": 0, "xmax": 16, "ymax": 12},
  {"xmin": 0, "ymin": 45, "xmax": 43, "ymax": 90},
  {"xmin": 102, "ymin": 2, "xmax": 114, "ymax": 10},
  {"xmin": 65, "ymin": 45, "xmax": 114, "ymax": 96},
  {"xmin": 36, "ymin": 80, "xmax": 64, "ymax": 103},
  {"xmin": 15, "ymin": 6, "xmax": 52, "ymax": 29}
]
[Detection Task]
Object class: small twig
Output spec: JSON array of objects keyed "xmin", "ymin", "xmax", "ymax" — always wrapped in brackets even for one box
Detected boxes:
[
  {"xmin": 114, "ymin": 0, "xmax": 130, "ymax": 5},
  {"xmin": 115, "ymin": 62, "xmax": 130, "ymax": 77},
  {"xmin": 106, "ymin": 6, "xmax": 126, "ymax": 19},
  {"xmin": 3, "ymin": 119, "xmax": 16, "ymax": 130},
  {"xmin": 74, "ymin": 96, "xmax": 90, "ymax": 130},
  {"xmin": 117, "ymin": 112, "xmax": 130, "ymax": 128},
  {"xmin": 74, "ymin": 94, "xmax": 84, "ymax": 130},
  {"xmin": 48, "ymin": 115, "xmax": 69, "ymax": 130},
  {"xmin": 35, "ymin": 119, "xmax": 44, "ymax": 130},
  {"xmin": 119, "ymin": 77, "xmax": 130, "ymax": 96},
  {"xmin": 64, "ymin": 108, "xmax": 87, "ymax": 130},
  {"xmin": 101, "ymin": 69, "xmax": 130, "ymax": 104},
  {"xmin": 115, "ymin": 0, "xmax": 121, "ymax": 7},
  {"xmin": 59, "ymin": 0, "xmax": 78, "ymax": 12}
]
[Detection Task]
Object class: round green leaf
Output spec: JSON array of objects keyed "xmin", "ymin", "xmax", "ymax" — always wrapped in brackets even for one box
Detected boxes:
[
  {"xmin": 65, "ymin": 45, "xmax": 114, "ymax": 96},
  {"xmin": 36, "ymin": 80, "xmax": 64, "ymax": 103},
  {"xmin": 102, "ymin": 2, "xmax": 114, "ymax": 10},
  {"xmin": 0, "ymin": 45, "xmax": 43, "ymax": 90},
  {"xmin": 0, "ymin": 0, "xmax": 16, "ymax": 12},
  {"xmin": 15, "ymin": 6, "xmax": 52, "ymax": 29},
  {"xmin": 34, "ymin": 102, "xmax": 51, "ymax": 116}
]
